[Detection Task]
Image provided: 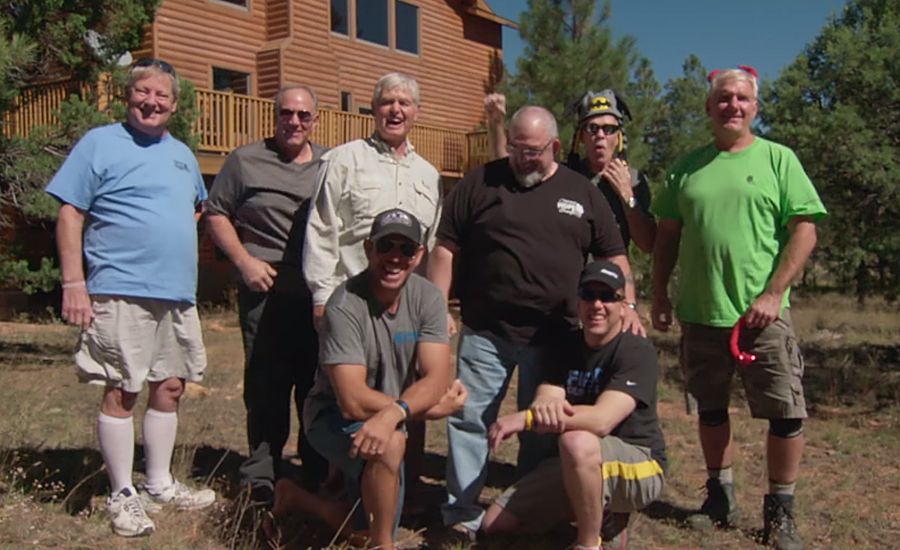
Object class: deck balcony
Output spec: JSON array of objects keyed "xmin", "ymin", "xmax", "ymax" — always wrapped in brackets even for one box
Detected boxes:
[{"xmin": 3, "ymin": 80, "xmax": 490, "ymax": 178}]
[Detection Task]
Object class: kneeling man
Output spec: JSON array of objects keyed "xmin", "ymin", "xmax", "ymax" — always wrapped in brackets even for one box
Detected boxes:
[
  {"xmin": 483, "ymin": 260, "xmax": 666, "ymax": 550},
  {"xmin": 297, "ymin": 208, "xmax": 465, "ymax": 549}
]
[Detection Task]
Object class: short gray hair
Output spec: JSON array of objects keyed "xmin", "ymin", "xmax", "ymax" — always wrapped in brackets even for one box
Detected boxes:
[
  {"xmin": 372, "ymin": 72, "xmax": 420, "ymax": 106},
  {"xmin": 275, "ymin": 85, "xmax": 318, "ymax": 111},
  {"xmin": 509, "ymin": 106, "xmax": 559, "ymax": 139},
  {"xmin": 127, "ymin": 62, "xmax": 179, "ymax": 100},
  {"xmin": 708, "ymin": 68, "xmax": 758, "ymax": 100}
]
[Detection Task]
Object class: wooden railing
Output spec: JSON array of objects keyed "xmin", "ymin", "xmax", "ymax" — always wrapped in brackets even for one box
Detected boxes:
[{"xmin": 2, "ymin": 81, "xmax": 489, "ymax": 175}]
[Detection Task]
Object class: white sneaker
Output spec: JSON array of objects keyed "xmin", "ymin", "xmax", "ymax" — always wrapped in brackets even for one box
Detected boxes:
[
  {"xmin": 142, "ymin": 477, "xmax": 216, "ymax": 511},
  {"xmin": 107, "ymin": 487, "xmax": 155, "ymax": 537}
]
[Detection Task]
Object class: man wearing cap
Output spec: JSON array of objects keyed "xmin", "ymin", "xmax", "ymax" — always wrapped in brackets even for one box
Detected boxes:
[
  {"xmin": 481, "ymin": 260, "xmax": 666, "ymax": 550},
  {"xmin": 431, "ymin": 105, "xmax": 640, "ymax": 538},
  {"xmin": 298, "ymin": 208, "xmax": 465, "ymax": 549},
  {"xmin": 205, "ymin": 85, "xmax": 328, "ymax": 501},
  {"xmin": 484, "ymin": 90, "xmax": 656, "ymax": 254},
  {"xmin": 652, "ymin": 66, "xmax": 826, "ymax": 550},
  {"xmin": 46, "ymin": 58, "xmax": 214, "ymax": 537}
]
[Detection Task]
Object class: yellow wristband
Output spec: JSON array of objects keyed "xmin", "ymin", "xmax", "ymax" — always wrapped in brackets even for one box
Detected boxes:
[{"xmin": 524, "ymin": 409, "xmax": 534, "ymax": 431}]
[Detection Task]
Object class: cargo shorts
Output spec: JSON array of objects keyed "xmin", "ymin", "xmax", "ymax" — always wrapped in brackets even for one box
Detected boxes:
[
  {"xmin": 74, "ymin": 295, "xmax": 207, "ymax": 393},
  {"xmin": 681, "ymin": 310, "xmax": 807, "ymax": 419}
]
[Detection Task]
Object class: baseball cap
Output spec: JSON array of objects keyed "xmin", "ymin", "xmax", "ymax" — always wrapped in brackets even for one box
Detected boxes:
[
  {"xmin": 578, "ymin": 260, "xmax": 625, "ymax": 292},
  {"xmin": 369, "ymin": 208, "xmax": 423, "ymax": 244},
  {"xmin": 574, "ymin": 89, "xmax": 631, "ymax": 126}
]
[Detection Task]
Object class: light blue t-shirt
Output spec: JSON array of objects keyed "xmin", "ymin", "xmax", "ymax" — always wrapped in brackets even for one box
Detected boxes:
[{"xmin": 46, "ymin": 123, "xmax": 207, "ymax": 303}]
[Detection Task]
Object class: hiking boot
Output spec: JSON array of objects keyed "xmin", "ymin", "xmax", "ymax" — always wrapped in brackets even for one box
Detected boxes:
[
  {"xmin": 108, "ymin": 487, "xmax": 155, "ymax": 537},
  {"xmin": 142, "ymin": 477, "xmax": 216, "ymax": 511},
  {"xmin": 601, "ymin": 512, "xmax": 630, "ymax": 550},
  {"xmin": 687, "ymin": 478, "xmax": 740, "ymax": 529},
  {"xmin": 763, "ymin": 494, "xmax": 804, "ymax": 550}
]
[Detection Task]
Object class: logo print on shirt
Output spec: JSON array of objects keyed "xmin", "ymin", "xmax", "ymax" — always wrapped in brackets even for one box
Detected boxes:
[
  {"xmin": 557, "ymin": 198, "xmax": 584, "ymax": 218},
  {"xmin": 174, "ymin": 160, "xmax": 190, "ymax": 172},
  {"xmin": 394, "ymin": 331, "xmax": 419, "ymax": 345},
  {"xmin": 746, "ymin": 175, "xmax": 755, "ymax": 184},
  {"xmin": 566, "ymin": 367, "xmax": 603, "ymax": 399},
  {"xmin": 626, "ymin": 380, "xmax": 637, "ymax": 387}
]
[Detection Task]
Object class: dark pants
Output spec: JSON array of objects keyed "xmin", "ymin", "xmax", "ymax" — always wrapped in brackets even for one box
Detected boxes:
[{"xmin": 237, "ymin": 282, "xmax": 327, "ymax": 492}]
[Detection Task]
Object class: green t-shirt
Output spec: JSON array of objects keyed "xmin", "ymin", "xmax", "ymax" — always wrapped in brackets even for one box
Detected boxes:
[{"xmin": 652, "ymin": 137, "xmax": 826, "ymax": 327}]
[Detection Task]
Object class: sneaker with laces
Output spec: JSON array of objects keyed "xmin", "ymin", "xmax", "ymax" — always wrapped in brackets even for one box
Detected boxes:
[
  {"xmin": 107, "ymin": 487, "xmax": 155, "ymax": 537},
  {"xmin": 687, "ymin": 478, "xmax": 740, "ymax": 530},
  {"xmin": 763, "ymin": 494, "xmax": 804, "ymax": 550},
  {"xmin": 142, "ymin": 478, "xmax": 216, "ymax": 511}
]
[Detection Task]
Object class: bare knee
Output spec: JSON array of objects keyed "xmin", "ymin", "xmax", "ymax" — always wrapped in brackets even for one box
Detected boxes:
[
  {"xmin": 381, "ymin": 431, "xmax": 407, "ymax": 471},
  {"xmin": 100, "ymin": 387, "xmax": 139, "ymax": 417},
  {"xmin": 558, "ymin": 430, "xmax": 603, "ymax": 466},
  {"xmin": 148, "ymin": 377, "xmax": 185, "ymax": 412}
]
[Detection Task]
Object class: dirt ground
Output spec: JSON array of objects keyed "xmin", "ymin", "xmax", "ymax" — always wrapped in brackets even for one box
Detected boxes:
[{"xmin": 0, "ymin": 297, "xmax": 898, "ymax": 549}]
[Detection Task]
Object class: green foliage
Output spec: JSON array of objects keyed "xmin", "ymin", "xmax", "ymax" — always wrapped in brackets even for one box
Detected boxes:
[
  {"xmin": 0, "ymin": 0, "xmax": 165, "ymax": 294},
  {"xmin": 643, "ymin": 54, "xmax": 711, "ymax": 183},
  {"xmin": 502, "ymin": 0, "xmax": 639, "ymax": 154},
  {"xmin": 762, "ymin": 0, "xmax": 900, "ymax": 301}
]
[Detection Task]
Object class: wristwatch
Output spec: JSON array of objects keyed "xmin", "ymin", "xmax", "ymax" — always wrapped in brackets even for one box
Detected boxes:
[{"xmin": 626, "ymin": 196, "xmax": 637, "ymax": 209}]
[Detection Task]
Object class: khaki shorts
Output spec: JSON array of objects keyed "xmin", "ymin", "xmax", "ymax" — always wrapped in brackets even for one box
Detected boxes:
[
  {"xmin": 493, "ymin": 436, "xmax": 664, "ymax": 532},
  {"xmin": 74, "ymin": 295, "xmax": 207, "ymax": 393},
  {"xmin": 681, "ymin": 310, "xmax": 807, "ymax": 419}
]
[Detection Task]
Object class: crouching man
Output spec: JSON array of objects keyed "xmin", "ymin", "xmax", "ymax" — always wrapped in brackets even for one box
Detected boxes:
[
  {"xmin": 483, "ymin": 260, "xmax": 666, "ymax": 550},
  {"xmin": 283, "ymin": 208, "xmax": 465, "ymax": 549}
]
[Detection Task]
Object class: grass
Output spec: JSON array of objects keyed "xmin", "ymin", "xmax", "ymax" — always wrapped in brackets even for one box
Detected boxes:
[{"xmin": 0, "ymin": 294, "xmax": 898, "ymax": 549}]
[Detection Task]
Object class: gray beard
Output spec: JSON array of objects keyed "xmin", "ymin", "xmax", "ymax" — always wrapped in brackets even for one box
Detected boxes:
[{"xmin": 514, "ymin": 170, "xmax": 544, "ymax": 188}]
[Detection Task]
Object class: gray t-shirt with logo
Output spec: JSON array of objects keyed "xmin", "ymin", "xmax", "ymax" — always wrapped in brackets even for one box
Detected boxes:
[{"xmin": 303, "ymin": 271, "xmax": 448, "ymax": 423}]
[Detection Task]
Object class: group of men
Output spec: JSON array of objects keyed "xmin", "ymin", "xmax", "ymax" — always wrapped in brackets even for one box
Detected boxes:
[{"xmin": 47, "ymin": 57, "xmax": 824, "ymax": 550}]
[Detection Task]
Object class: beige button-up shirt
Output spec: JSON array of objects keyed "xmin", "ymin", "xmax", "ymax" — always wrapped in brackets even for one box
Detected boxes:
[{"xmin": 303, "ymin": 133, "xmax": 442, "ymax": 306}]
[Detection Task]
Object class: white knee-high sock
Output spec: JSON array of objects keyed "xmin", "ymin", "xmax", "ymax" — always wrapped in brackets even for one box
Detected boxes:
[
  {"xmin": 142, "ymin": 408, "xmax": 178, "ymax": 492},
  {"xmin": 97, "ymin": 413, "xmax": 135, "ymax": 495}
]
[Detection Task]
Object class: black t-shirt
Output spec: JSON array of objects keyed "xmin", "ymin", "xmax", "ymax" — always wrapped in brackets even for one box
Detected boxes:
[
  {"xmin": 573, "ymin": 159, "xmax": 653, "ymax": 249},
  {"xmin": 545, "ymin": 329, "xmax": 667, "ymax": 470},
  {"xmin": 438, "ymin": 159, "xmax": 625, "ymax": 345}
]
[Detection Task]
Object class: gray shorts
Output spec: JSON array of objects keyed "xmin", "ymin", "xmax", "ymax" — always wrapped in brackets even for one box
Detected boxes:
[
  {"xmin": 493, "ymin": 435, "xmax": 664, "ymax": 532},
  {"xmin": 74, "ymin": 295, "xmax": 207, "ymax": 393},
  {"xmin": 681, "ymin": 310, "xmax": 807, "ymax": 419}
]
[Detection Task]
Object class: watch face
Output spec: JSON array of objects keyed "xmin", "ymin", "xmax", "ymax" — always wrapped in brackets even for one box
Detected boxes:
[{"xmin": 627, "ymin": 196, "xmax": 637, "ymax": 208}]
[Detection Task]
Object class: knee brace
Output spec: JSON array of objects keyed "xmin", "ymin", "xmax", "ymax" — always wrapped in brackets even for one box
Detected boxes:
[
  {"xmin": 699, "ymin": 409, "xmax": 729, "ymax": 427},
  {"xmin": 769, "ymin": 418, "xmax": 803, "ymax": 438}
]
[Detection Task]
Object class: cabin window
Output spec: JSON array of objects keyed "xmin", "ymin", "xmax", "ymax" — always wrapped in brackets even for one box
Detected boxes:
[
  {"xmin": 341, "ymin": 91, "xmax": 353, "ymax": 112},
  {"xmin": 214, "ymin": 0, "xmax": 249, "ymax": 8},
  {"xmin": 395, "ymin": 1, "xmax": 418, "ymax": 54},
  {"xmin": 212, "ymin": 67, "xmax": 251, "ymax": 95},
  {"xmin": 355, "ymin": 0, "xmax": 388, "ymax": 46},
  {"xmin": 331, "ymin": 0, "xmax": 349, "ymax": 35}
]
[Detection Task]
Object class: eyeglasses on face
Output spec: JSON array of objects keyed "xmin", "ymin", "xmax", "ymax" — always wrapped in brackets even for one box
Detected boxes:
[
  {"xmin": 583, "ymin": 123, "xmax": 620, "ymax": 137},
  {"xmin": 578, "ymin": 287, "xmax": 623, "ymax": 303},
  {"xmin": 374, "ymin": 238, "xmax": 418, "ymax": 258},
  {"xmin": 506, "ymin": 139, "xmax": 554, "ymax": 159},
  {"xmin": 278, "ymin": 109, "xmax": 315, "ymax": 124},
  {"xmin": 132, "ymin": 58, "xmax": 177, "ymax": 77}
]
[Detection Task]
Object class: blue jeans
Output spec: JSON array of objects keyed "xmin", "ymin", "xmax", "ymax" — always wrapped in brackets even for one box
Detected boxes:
[{"xmin": 442, "ymin": 326, "xmax": 556, "ymax": 530}]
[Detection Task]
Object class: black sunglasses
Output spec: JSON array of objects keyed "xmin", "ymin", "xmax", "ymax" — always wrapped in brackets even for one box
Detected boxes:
[
  {"xmin": 132, "ymin": 58, "xmax": 177, "ymax": 77},
  {"xmin": 584, "ymin": 123, "xmax": 620, "ymax": 137},
  {"xmin": 374, "ymin": 238, "xmax": 418, "ymax": 258},
  {"xmin": 578, "ymin": 287, "xmax": 623, "ymax": 303},
  {"xmin": 278, "ymin": 109, "xmax": 315, "ymax": 124}
]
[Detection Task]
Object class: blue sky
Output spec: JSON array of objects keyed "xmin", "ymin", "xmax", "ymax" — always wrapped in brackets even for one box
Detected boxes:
[{"xmin": 489, "ymin": 0, "xmax": 849, "ymax": 85}]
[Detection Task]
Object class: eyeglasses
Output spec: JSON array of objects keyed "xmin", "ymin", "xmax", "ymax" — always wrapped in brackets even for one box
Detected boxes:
[
  {"xmin": 506, "ymin": 139, "xmax": 554, "ymax": 159},
  {"xmin": 278, "ymin": 109, "xmax": 315, "ymax": 124},
  {"xmin": 374, "ymin": 238, "xmax": 418, "ymax": 258},
  {"xmin": 578, "ymin": 288, "xmax": 623, "ymax": 303},
  {"xmin": 132, "ymin": 58, "xmax": 177, "ymax": 77},
  {"xmin": 583, "ymin": 123, "xmax": 620, "ymax": 137}
]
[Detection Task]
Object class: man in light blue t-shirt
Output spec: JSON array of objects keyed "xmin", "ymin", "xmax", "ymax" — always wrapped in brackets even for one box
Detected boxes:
[{"xmin": 45, "ymin": 59, "xmax": 214, "ymax": 538}]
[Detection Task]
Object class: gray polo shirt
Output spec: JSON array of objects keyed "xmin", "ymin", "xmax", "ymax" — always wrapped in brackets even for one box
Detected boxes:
[{"xmin": 206, "ymin": 138, "xmax": 327, "ymax": 270}]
